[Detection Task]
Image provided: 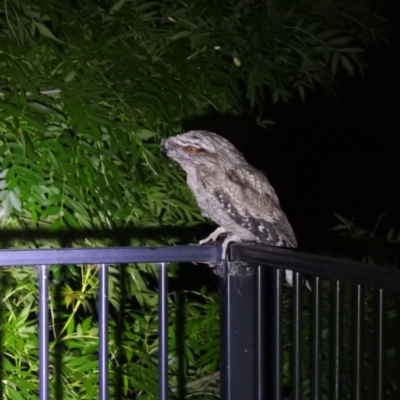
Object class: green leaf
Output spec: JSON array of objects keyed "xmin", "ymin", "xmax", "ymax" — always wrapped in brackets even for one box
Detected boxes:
[
  {"xmin": 9, "ymin": 190, "xmax": 22, "ymax": 212},
  {"xmin": 42, "ymin": 206, "xmax": 62, "ymax": 216},
  {"xmin": 386, "ymin": 227, "xmax": 395, "ymax": 241},
  {"xmin": 7, "ymin": 387, "xmax": 26, "ymax": 400},
  {"xmin": 110, "ymin": 0, "xmax": 128, "ymax": 14},
  {"xmin": 136, "ymin": 129, "xmax": 156, "ymax": 140},
  {"xmin": 33, "ymin": 21, "xmax": 63, "ymax": 43},
  {"xmin": 16, "ymin": 304, "xmax": 32, "ymax": 326},
  {"xmin": 318, "ymin": 29, "xmax": 340, "ymax": 40},
  {"xmin": 340, "ymin": 55, "xmax": 354, "ymax": 76},
  {"xmin": 84, "ymin": 377, "xmax": 95, "ymax": 395},
  {"xmin": 64, "ymin": 71, "xmax": 76, "ymax": 82},
  {"xmin": 328, "ymin": 36, "xmax": 353, "ymax": 46},
  {"xmin": 64, "ymin": 197, "xmax": 89, "ymax": 216},
  {"xmin": 169, "ymin": 30, "xmax": 191, "ymax": 41},
  {"xmin": 298, "ymin": 85, "xmax": 305, "ymax": 102},
  {"xmin": 62, "ymin": 209, "xmax": 81, "ymax": 228},
  {"xmin": 66, "ymin": 316, "xmax": 75, "ymax": 335}
]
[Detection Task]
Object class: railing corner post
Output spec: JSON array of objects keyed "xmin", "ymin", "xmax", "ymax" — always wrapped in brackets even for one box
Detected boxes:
[{"xmin": 220, "ymin": 257, "xmax": 276, "ymax": 400}]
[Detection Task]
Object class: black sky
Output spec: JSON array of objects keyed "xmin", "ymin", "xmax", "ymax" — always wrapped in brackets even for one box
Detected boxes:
[{"xmin": 266, "ymin": 0, "xmax": 400, "ymax": 241}]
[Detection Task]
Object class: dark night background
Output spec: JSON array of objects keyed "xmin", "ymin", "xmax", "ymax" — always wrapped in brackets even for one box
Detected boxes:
[{"xmin": 185, "ymin": 1, "xmax": 400, "ymax": 258}]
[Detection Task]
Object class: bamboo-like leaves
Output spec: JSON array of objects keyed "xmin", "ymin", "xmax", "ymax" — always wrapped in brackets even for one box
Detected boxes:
[{"xmin": 0, "ymin": 0, "xmax": 386, "ymax": 399}]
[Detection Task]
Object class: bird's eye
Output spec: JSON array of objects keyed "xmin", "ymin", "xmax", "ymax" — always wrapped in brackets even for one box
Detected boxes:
[{"xmin": 185, "ymin": 146, "xmax": 199, "ymax": 154}]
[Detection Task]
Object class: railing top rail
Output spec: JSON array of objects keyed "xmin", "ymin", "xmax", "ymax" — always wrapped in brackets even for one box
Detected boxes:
[
  {"xmin": 1, "ymin": 242, "xmax": 399, "ymax": 290},
  {"xmin": 0, "ymin": 245, "xmax": 221, "ymax": 267},
  {"xmin": 231, "ymin": 243, "xmax": 400, "ymax": 290}
]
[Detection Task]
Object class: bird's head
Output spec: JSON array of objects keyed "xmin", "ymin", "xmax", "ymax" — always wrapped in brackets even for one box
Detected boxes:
[{"xmin": 161, "ymin": 130, "xmax": 244, "ymax": 173}]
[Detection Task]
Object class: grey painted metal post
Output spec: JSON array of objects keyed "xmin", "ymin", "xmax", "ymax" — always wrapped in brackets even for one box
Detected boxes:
[
  {"xmin": 158, "ymin": 262, "xmax": 169, "ymax": 400},
  {"xmin": 99, "ymin": 264, "xmax": 109, "ymax": 400},
  {"xmin": 38, "ymin": 264, "xmax": 50, "ymax": 400},
  {"xmin": 220, "ymin": 258, "xmax": 274, "ymax": 400}
]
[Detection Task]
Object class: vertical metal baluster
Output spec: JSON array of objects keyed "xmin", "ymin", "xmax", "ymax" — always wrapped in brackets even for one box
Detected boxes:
[
  {"xmin": 38, "ymin": 265, "xmax": 50, "ymax": 400},
  {"xmin": 292, "ymin": 271, "xmax": 303, "ymax": 400},
  {"xmin": 311, "ymin": 276, "xmax": 322, "ymax": 400},
  {"xmin": 158, "ymin": 262, "xmax": 168, "ymax": 400},
  {"xmin": 256, "ymin": 265, "xmax": 266, "ymax": 400},
  {"xmin": 99, "ymin": 264, "xmax": 109, "ymax": 400},
  {"xmin": 274, "ymin": 268, "xmax": 283, "ymax": 400},
  {"xmin": 331, "ymin": 280, "xmax": 342, "ymax": 400},
  {"xmin": 374, "ymin": 288, "xmax": 385, "ymax": 400},
  {"xmin": 352, "ymin": 284, "xmax": 364, "ymax": 400}
]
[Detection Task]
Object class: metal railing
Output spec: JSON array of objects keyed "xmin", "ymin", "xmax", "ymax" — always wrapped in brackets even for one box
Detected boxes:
[
  {"xmin": 0, "ymin": 245, "xmax": 220, "ymax": 400},
  {"xmin": 225, "ymin": 243, "xmax": 400, "ymax": 400},
  {"xmin": 1, "ymin": 242, "xmax": 400, "ymax": 399}
]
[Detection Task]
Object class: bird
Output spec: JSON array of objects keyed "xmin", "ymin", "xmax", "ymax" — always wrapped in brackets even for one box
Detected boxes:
[{"xmin": 161, "ymin": 130, "xmax": 298, "ymax": 285}]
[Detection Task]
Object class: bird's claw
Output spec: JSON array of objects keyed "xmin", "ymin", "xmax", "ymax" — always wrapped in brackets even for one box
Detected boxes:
[
  {"xmin": 221, "ymin": 235, "xmax": 242, "ymax": 260},
  {"xmin": 198, "ymin": 227, "xmax": 227, "ymax": 245}
]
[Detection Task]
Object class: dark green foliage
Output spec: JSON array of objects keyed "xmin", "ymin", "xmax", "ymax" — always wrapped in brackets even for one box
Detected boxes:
[{"xmin": 0, "ymin": 0, "xmax": 385, "ymax": 398}]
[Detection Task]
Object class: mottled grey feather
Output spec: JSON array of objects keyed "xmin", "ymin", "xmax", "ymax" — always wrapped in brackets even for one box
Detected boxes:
[{"xmin": 161, "ymin": 130, "xmax": 297, "ymax": 250}]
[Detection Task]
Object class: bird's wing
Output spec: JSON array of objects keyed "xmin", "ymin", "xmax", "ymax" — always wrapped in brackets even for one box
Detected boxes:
[{"xmin": 213, "ymin": 168, "xmax": 297, "ymax": 248}]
